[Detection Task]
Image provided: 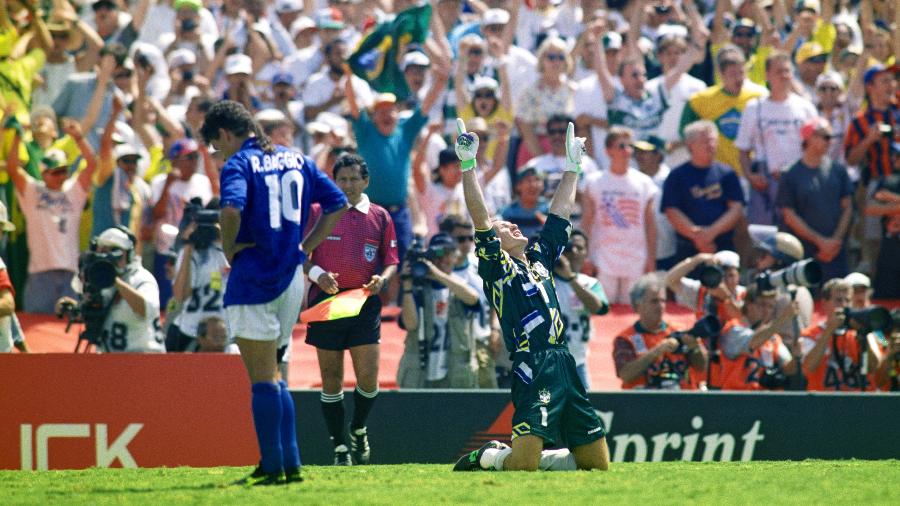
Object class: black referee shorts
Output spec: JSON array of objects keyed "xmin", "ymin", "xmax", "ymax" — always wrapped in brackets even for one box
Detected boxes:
[{"xmin": 305, "ymin": 293, "xmax": 382, "ymax": 351}]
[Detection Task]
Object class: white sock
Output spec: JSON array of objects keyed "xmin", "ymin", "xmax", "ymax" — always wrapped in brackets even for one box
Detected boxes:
[
  {"xmin": 480, "ymin": 447, "xmax": 512, "ymax": 470},
  {"xmin": 539, "ymin": 449, "xmax": 576, "ymax": 471}
]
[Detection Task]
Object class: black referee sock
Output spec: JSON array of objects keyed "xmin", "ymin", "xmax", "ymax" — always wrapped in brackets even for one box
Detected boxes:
[
  {"xmin": 320, "ymin": 391, "xmax": 347, "ymax": 448},
  {"xmin": 351, "ymin": 386, "xmax": 378, "ymax": 432}
]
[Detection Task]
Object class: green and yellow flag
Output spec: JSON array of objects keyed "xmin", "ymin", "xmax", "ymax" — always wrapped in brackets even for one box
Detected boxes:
[{"xmin": 347, "ymin": 4, "xmax": 431, "ymax": 100}]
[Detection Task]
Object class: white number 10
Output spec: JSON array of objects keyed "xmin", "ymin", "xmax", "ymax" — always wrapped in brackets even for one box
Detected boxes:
[{"xmin": 264, "ymin": 172, "xmax": 304, "ymax": 229}]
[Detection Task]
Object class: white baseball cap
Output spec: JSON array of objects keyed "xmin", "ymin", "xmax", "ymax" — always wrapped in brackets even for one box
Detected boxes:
[
  {"xmin": 167, "ymin": 48, "xmax": 196, "ymax": 69},
  {"xmin": 289, "ymin": 16, "xmax": 316, "ymax": 39},
  {"xmin": 224, "ymin": 54, "xmax": 253, "ymax": 76},
  {"xmin": 482, "ymin": 8, "xmax": 510, "ymax": 26},
  {"xmin": 844, "ymin": 272, "xmax": 871, "ymax": 288},
  {"xmin": 400, "ymin": 51, "xmax": 430, "ymax": 71},
  {"xmin": 275, "ymin": 0, "xmax": 303, "ymax": 13},
  {"xmin": 96, "ymin": 227, "xmax": 134, "ymax": 252},
  {"xmin": 714, "ymin": 250, "xmax": 741, "ymax": 269},
  {"xmin": 114, "ymin": 143, "xmax": 142, "ymax": 160}
]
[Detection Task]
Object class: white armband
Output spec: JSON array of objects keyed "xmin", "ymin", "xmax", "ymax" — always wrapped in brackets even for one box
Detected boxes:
[{"xmin": 308, "ymin": 265, "xmax": 326, "ymax": 283}]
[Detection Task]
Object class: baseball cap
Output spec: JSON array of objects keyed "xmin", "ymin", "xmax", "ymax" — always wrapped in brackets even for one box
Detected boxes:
[
  {"xmin": 224, "ymin": 54, "xmax": 252, "ymax": 76},
  {"xmin": 167, "ymin": 48, "xmax": 196, "ymax": 69},
  {"xmin": 173, "ymin": 0, "xmax": 202, "ymax": 11},
  {"xmin": 800, "ymin": 116, "xmax": 831, "ymax": 141},
  {"xmin": 114, "ymin": 143, "xmax": 142, "ymax": 160},
  {"xmin": 0, "ymin": 201, "xmax": 15, "ymax": 232},
  {"xmin": 92, "ymin": 0, "xmax": 118, "ymax": 11},
  {"xmin": 795, "ymin": 41, "xmax": 827, "ymax": 64},
  {"xmin": 427, "ymin": 232, "xmax": 457, "ymax": 254},
  {"xmin": 714, "ymin": 250, "xmax": 740, "ymax": 269},
  {"xmin": 482, "ymin": 8, "xmax": 510, "ymax": 26},
  {"xmin": 96, "ymin": 227, "xmax": 134, "ymax": 252},
  {"xmin": 315, "ymin": 7, "xmax": 345, "ymax": 30},
  {"xmin": 168, "ymin": 138, "xmax": 199, "ymax": 159},
  {"xmin": 255, "ymin": 108, "xmax": 288, "ymax": 123},
  {"xmin": 795, "ymin": 0, "xmax": 820, "ymax": 14},
  {"xmin": 815, "ymin": 70, "xmax": 844, "ymax": 89},
  {"xmin": 633, "ymin": 135, "xmax": 666, "ymax": 152},
  {"xmin": 516, "ymin": 166, "xmax": 543, "ymax": 184},
  {"xmin": 289, "ymin": 16, "xmax": 316, "ymax": 39},
  {"xmin": 863, "ymin": 64, "xmax": 890, "ymax": 85},
  {"xmin": 41, "ymin": 149, "xmax": 68, "ymax": 172},
  {"xmin": 400, "ymin": 51, "xmax": 430, "ymax": 71},
  {"xmin": 271, "ymin": 71, "xmax": 294, "ymax": 86},
  {"xmin": 732, "ymin": 18, "xmax": 758, "ymax": 34},
  {"xmin": 306, "ymin": 121, "xmax": 331, "ymax": 135},
  {"xmin": 602, "ymin": 32, "xmax": 623, "ymax": 50},
  {"xmin": 844, "ymin": 272, "xmax": 871, "ymax": 288},
  {"xmin": 471, "ymin": 75, "xmax": 499, "ymax": 93},
  {"xmin": 373, "ymin": 92, "xmax": 397, "ymax": 108},
  {"xmin": 275, "ymin": 0, "xmax": 303, "ymax": 13}
]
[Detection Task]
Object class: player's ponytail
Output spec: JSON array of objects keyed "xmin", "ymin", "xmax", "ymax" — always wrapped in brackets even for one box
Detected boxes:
[{"xmin": 200, "ymin": 100, "xmax": 276, "ymax": 154}]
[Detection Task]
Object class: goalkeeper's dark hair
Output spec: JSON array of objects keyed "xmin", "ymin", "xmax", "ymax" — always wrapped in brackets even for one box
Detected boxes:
[{"xmin": 200, "ymin": 100, "xmax": 275, "ymax": 154}]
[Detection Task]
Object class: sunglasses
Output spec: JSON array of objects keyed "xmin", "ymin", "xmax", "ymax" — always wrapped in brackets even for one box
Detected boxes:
[
  {"xmin": 455, "ymin": 235, "xmax": 475, "ymax": 243},
  {"xmin": 51, "ymin": 32, "xmax": 70, "ymax": 40},
  {"xmin": 545, "ymin": 53, "xmax": 566, "ymax": 61},
  {"xmin": 119, "ymin": 156, "xmax": 140, "ymax": 165},
  {"xmin": 613, "ymin": 142, "xmax": 633, "ymax": 150},
  {"xmin": 818, "ymin": 86, "xmax": 840, "ymax": 92},
  {"xmin": 468, "ymin": 48, "xmax": 484, "ymax": 56},
  {"xmin": 806, "ymin": 55, "xmax": 828, "ymax": 64},
  {"xmin": 45, "ymin": 167, "xmax": 68, "ymax": 176},
  {"xmin": 474, "ymin": 91, "xmax": 495, "ymax": 99},
  {"xmin": 733, "ymin": 30, "xmax": 755, "ymax": 38},
  {"xmin": 548, "ymin": 128, "xmax": 567, "ymax": 136},
  {"xmin": 114, "ymin": 72, "xmax": 133, "ymax": 79},
  {"xmin": 179, "ymin": 153, "xmax": 199, "ymax": 161}
]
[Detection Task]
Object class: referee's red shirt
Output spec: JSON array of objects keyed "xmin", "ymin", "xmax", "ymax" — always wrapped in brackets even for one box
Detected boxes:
[{"xmin": 308, "ymin": 196, "xmax": 399, "ymax": 297}]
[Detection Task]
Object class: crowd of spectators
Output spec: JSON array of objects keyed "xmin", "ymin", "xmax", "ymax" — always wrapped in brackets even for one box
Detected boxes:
[{"xmin": 0, "ymin": 0, "xmax": 898, "ymax": 391}]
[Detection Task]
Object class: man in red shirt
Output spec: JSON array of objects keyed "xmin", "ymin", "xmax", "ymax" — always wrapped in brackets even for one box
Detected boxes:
[
  {"xmin": 306, "ymin": 154, "xmax": 399, "ymax": 465},
  {"xmin": 799, "ymin": 278, "xmax": 883, "ymax": 392},
  {"xmin": 0, "ymin": 201, "xmax": 26, "ymax": 353},
  {"xmin": 613, "ymin": 273, "xmax": 707, "ymax": 390}
]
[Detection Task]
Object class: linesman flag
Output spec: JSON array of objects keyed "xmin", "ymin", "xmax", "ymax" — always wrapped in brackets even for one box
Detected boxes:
[
  {"xmin": 300, "ymin": 288, "xmax": 369, "ymax": 323},
  {"xmin": 347, "ymin": 3, "xmax": 431, "ymax": 100}
]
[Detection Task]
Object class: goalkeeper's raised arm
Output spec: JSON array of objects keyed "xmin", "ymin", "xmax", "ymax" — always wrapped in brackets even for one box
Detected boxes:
[
  {"xmin": 457, "ymin": 118, "xmax": 493, "ymax": 231},
  {"xmin": 548, "ymin": 122, "xmax": 584, "ymax": 221}
]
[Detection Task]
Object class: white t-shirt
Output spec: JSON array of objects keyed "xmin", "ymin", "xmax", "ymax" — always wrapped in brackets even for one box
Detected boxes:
[
  {"xmin": 734, "ymin": 94, "xmax": 818, "ymax": 174},
  {"xmin": 527, "ymin": 153, "xmax": 600, "ymax": 197},
  {"xmin": 421, "ymin": 182, "xmax": 466, "ymax": 238},
  {"xmin": 302, "ymin": 71, "xmax": 373, "ymax": 117},
  {"xmin": 646, "ymin": 165, "xmax": 677, "ymax": 260},
  {"xmin": 284, "ymin": 46, "xmax": 323, "ymax": 90},
  {"xmin": 99, "ymin": 264, "xmax": 165, "ymax": 353},
  {"xmin": 556, "ymin": 273, "xmax": 603, "ymax": 366},
  {"xmin": 574, "ymin": 74, "xmax": 610, "ymax": 169},
  {"xmin": 149, "ymin": 173, "xmax": 214, "ymax": 250},
  {"xmin": 583, "ymin": 167, "xmax": 658, "ymax": 277},
  {"xmin": 647, "ymin": 73, "xmax": 705, "ymax": 168},
  {"xmin": 173, "ymin": 247, "xmax": 230, "ymax": 338},
  {"xmin": 426, "ymin": 285, "xmax": 451, "ymax": 382},
  {"xmin": 17, "ymin": 177, "xmax": 89, "ymax": 273}
]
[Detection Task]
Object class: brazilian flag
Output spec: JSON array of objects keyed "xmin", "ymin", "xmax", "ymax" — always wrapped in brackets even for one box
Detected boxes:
[{"xmin": 348, "ymin": 4, "xmax": 431, "ymax": 101}]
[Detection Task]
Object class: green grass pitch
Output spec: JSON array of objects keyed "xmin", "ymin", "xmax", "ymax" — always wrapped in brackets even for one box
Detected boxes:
[{"xmin": 2, "ymin": 461, "xmax": 899, "ymax": 505}]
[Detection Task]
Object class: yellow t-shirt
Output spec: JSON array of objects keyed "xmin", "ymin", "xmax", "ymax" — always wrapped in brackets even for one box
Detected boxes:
[
  {"xmin": 458, "ymin": 104, "xmax": 513, "ymax": 162},
  {"xmin": 0, "ymin": 48, "xmax": 46, "ymax": 123}
]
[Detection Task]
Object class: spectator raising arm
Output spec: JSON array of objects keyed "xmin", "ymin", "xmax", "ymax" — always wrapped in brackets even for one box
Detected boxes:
[
  {"xmin": 344, "ymin": 63, "xmax": 360, "ymax": 120},
  {"xmin": 80, "ymin": 53, "xmax": 116, "ymax": 137},
  {"xmin": 95, "ymin": 95, "xmax": 126, "ymax": 187},
  {"xmin": 61, "ymin": 118, "xmax": 98, "ymax": 192}
]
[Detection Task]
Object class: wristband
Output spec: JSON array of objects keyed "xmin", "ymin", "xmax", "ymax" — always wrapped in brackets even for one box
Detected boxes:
[
  {"xmin": 460, "ymin": 159, "xmax": 476, "ymax": 172},
  {"xmin": 309, "ymin": 265, "xmax": 326, "ymax": 282}
]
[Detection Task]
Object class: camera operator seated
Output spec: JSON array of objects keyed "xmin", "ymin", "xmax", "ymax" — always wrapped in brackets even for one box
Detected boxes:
[
  {"xmin": 195, "ymin": 316, "xmax": 238, "ymax": 353},
  {"xmin": 665, "ymin": 250, "xmax": 745, "ymax": 323},
  {"xmin": 799, "ymin": 279, "xmax": 885, "ymax": 392},
  {"xmin": 715, "ymin": 287, "xmax": 798, "ymax": 390},
  {"xmin": 746, "ymin": 226, "xmax": 814, "ymax": 344},
  {"xmin": 397, "ymin": 233, "xmax": 481, "ymax": 389},
  {"xmin": 168, "ymin": 205, "xmax": 229, "ymax": 352},
  {"xmin": 56, "ymin": 228, "xmax": 165, "ymax": 353},
  {"xmin": 613, "ymin": 274, "xmax": 708, "ymax": 390}
]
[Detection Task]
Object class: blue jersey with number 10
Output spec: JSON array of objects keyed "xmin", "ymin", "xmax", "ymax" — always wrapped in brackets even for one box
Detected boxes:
[{"xmin": 219, "ymin": 138, "xmax": 347, "ymax": 306}]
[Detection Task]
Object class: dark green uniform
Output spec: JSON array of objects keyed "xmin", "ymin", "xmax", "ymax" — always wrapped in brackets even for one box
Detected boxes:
[{"xmin": 475, "ymin": 214, "xmax": 606, "ymax": 448}]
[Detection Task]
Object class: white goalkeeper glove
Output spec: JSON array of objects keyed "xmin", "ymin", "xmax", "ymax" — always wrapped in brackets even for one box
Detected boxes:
[
  {"xmin": 455, "ymin": 118, "xmax": 479, "ymax": 172},
  {"xmin": 565, "ymin": 121, "xmax": 586, "ymax": 173}
]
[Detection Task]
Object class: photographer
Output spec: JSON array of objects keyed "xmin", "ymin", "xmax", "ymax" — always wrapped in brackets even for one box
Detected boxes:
[
  {"xmin": 397, "ymin": 233, "xmax": 481, "ymax": 390},
  {"xmin": 800, "ymin": 279, "xmax": 883, "ymax": 392},
  {"xmin": 665, "ymin": 250, "xmax": 745, "ymax": 323},
  {"xmin": 57, "ymin": 228, "xmax": 164, "ymax": 353},
  {"xmin": 168, "ymin": 203, "xmax": 228, "ymax": 352},
  {"xmin": 716, "ymin": 287, "xmax": 798, "ymax": 391},
  {"xmin": 613, "ymin": 274, "xmax": 707, "ymax": 390}
]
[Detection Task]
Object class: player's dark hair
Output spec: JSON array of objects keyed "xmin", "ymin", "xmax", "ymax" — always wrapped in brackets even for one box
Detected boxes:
[
  {"xmin": 200, "ymin": 100, "xmax": 276, "ymax": 154},
  {"xmin": 332, "ymin": 153, "xmax": 368, "ymax": 179},
  {"xmin": 569, "ymin": 229, "xmax": 587, "ymax": 243}
]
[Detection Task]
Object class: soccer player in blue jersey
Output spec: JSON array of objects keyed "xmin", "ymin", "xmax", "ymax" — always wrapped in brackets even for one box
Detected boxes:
[
  {"xmin": 201, "ymin": 101, "xmax": 349, "ymax": 485},
  {"xmin": 453, "ymin": 119, "xmax": 610, "ymax": 472}
]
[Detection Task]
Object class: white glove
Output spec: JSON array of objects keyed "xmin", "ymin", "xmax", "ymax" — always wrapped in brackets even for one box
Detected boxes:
[
  {"xmin": 454, "ymin": 118, "xmax": 479, "ymax": 171},
  {"xmin": 564, "ymin": 121, "xmax": 586, "ymax": 173}
]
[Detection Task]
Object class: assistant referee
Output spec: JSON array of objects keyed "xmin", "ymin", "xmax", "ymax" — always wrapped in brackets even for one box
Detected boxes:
[{"xmin": 306, "ymin": 153, "xmax": 399, "ymax": 466}]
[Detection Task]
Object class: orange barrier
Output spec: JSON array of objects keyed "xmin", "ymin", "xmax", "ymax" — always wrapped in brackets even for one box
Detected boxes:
[{"xmin": 0, "ymin": 354, "xmax": 257, "ymax": 470}]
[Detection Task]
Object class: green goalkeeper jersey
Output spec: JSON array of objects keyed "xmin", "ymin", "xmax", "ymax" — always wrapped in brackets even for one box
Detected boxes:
[{"xmin": 475, "ymin": 213, "xmax": 572, "ymax": 359}]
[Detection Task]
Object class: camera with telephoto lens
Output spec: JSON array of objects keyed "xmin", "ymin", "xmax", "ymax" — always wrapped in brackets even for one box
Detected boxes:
[
  {"xmin": 842, "ymin": 306, "xmax": 894, "ymax": 333},
  {"xmin": 57, "ymin": 249, "xmax": 124, "ymax": 349},
  {"xmin": 755, "ymin": 258, "xmax": 822, "ymax": 291},
  {"xmin": 698, "ymin": 264, "xmax": 724, "ymax": 288},
  {"xmin": 670, "ymin": 314, "xmax": 721, "ymax": 351},
  {"xmin": 181, "ymin": 199, "xmax": 220, "ymax": 249},
  {"xmin": 758, "ymin": 366, "xmax": 788, "ymax": 390}
]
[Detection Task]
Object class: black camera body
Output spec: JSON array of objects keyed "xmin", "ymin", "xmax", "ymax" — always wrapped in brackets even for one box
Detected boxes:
[
  {"xmin": 698, "ymin": 264, "xmax": 724, "ymax": 288},
  {"xmin": 671, "ymin": 314, "xmax": 721, "ymax": 351},
  {"xmin": 58, "ymin": 250, "xmax": 123, "ymax": 350},
  {"xmin": 755, "ymin": 258, "xmax": 822, "ymax": 291},
  {"xmin": 843, "ymin": 306, "xmax": 894, "ymax": 333},
  {"xmin": 758, "ymin": 367, "xmax": 788, "ymax": 390},
  {"xmin": 406, "ymin": 237, "xmax": 431, "ymax": 284},
  {"xmin": 182, "ymin": 200, "xmax": 220, "ymax": 249}
]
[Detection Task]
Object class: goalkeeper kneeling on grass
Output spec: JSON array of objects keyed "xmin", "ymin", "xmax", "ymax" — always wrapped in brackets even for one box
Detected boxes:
[{"xmin": 453, "ymin": 119, "xmax": 610, "ymax": 472}]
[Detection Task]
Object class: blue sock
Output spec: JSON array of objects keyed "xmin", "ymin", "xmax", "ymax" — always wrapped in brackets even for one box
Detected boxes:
[
  {"xmin": 251, "ymin": 382, "xmax": 283, "ymax": 474},
  {"xmin": 279, "ymin": 380, "xmax": 301, "ymax": 470}
]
